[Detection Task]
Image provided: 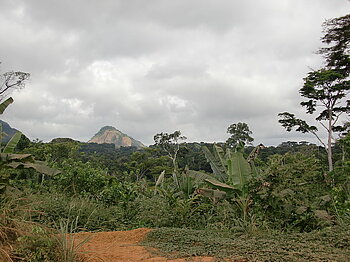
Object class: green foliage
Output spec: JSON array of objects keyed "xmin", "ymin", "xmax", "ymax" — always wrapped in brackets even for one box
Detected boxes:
[
  {"xmin": 52, "ymin": 159, "xmax": 109, "ymax": 197},
  {"xmin": 319, "ymin": 14, "xmax": 350, "ymax": 74},
  {"xmin": 0, "ymin": 192, "xmax": 66, "ymax": 262},
  {"xmin": 14, "ymin": 227, "xmax": 60, "ymax": 262},
  {"xmin": 23, "ymin": 139, "xmax": 81, "ymax": 164},
  {"xmin": 0, "ymin": 97, "xmax": 13, "ymax": 114},
  {"xmin": 124, "ymin": 149, "xmax": 172, "ymax": 181},
  {"xmin": 1, "ymin": 49, "xmax": 349, "ymax": 260},
  {"xmin": 0, "ymin": 98, "xmax": 60, "ymax": 195},
  {"xmin": 143, "ymin": 226, "xmax": 350, "ymax": 261},
  {"xmin": 153, "ymin": 131, "xmax": 187, "ymax": 156},
  {"xmin": 27, "ymin": 191, "xmax": 123, "ymax": 231},
  {"xmin": 54, "ymin": 217, "xmax": 92, "ymax": 262},
  {"xmin": 226, "ymin": 122, "xmax": 254, "ymax": 148},
  {"xmin": 250, "ymin": 153, "xmax": 333, "ymax": 231},
  {"xmin": 201, "ymin": 144, "xmax": 256, "ymax": 196},
  {"xmin": 2, "ymin": 131, "xmax": 22, "ymax": 153},
  {"xmin": 278, "ymin": 14, "xmax": 350, "ymax": 172},
  {"xmin": 10, "ymin": 215, "xmax": 90, "ymax": 262},
  {"xmin": 278, "ymin": 112, "xmax": 318, "ymax": 133},
  {"xmin": 202, "ymin": 144, "xmax": 227, "ymax": 181}
]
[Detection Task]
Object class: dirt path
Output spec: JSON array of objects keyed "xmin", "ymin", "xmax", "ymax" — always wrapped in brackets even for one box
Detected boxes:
[{"xmin": 74, "ymin": 228, "xmax": 222, "ymax": 262}]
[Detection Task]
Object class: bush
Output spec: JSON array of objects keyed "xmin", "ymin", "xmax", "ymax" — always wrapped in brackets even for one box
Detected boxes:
[
  {"xmin": 28, "ymin": 192, "xmax": 125, "ymax": 231},
  {"xmin": 250, "ymin": 153, "xmax": 333, "ymax": 231}
]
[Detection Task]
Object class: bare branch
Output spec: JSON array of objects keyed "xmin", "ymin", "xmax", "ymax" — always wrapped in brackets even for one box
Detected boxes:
[{"xmin": 310, "ymin": 130, "xmax": 328, "ymax": 151}]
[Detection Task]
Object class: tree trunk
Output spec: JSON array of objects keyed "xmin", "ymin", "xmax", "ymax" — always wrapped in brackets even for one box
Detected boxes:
[
  {"xmin": 172, "ymin": 156, "xmax": 180, "ymax": 189},
  {"xmin": 328, "ymin": 110, "xmax": 333, "ymax": 172}
]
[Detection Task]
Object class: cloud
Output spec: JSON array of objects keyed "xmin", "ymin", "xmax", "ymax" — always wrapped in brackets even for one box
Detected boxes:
[{"xmin": 0, "ymin": 0, "xmax": 349, "ymax": 146}]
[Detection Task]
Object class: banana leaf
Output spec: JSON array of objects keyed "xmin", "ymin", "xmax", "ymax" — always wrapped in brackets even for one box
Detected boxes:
[
  {"xmin": 204, "ymin": 178, "xmax": 239, "ymax": 195},
  {"xmin": 3, "ymin": 131, "xmax": 22, "ymax": 153},
  {"xmin": 185, "ymin": 170, "xmax": 214, "ymax": 184},
  {"xmin": 195, "ymin": 188, "xmax": 227, "ymax": 199},
  {"xmin": 227, "ymin": 151, "xmax": 251, "ymax": 188},
  {"xmin": 213, "ymin": 144, "xmax": 227, "ymax": 170},
  {"xmin": 0, "ymin": 153, "xmax": 33, "ymax": 162},
  {"xmin": 202, "ymin": 145, "xmax": 227, "ymax": 181},
  {"xmin": 155, "ymin": 170, "xmax": 165, "ymax": 187},
  {"xmin": 179, "ymin": 173, "xmax": 195, "ymax": 197},
  {"xmin": 6, "ymin": 161, "xmax": 61, "ymax": 176},
  {"xmin": 0, "ymin": 97, "xmax": 14, "ymax": 115}
]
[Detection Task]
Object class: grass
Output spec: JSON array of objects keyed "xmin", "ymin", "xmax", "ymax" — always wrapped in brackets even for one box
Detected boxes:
[
  {"xmin": 0, "ymin": 195, "xmax": 40, "ymax": 262},
  {"xmin": 54, "ymin": 217, "xmax": 92, "ymax": 262},
  {"xmin": 0, "ymin": 190, "xmax": 94, "ymax": 262},
  {"xmin": 142, "ymin": 226, "xmax": 350, "ymax": 261}
]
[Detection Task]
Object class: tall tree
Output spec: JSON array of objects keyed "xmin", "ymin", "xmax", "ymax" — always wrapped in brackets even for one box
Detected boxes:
[
  {"xmin": 226, "ymin": 122, "xmax": 254, "ymax": 148},
  {"xmin": 279, "ymin": 14, "xmax": 350, "ymax": 172},
  {"xmin": 154, "ymin": 130, "xmax": 186, "ymax": 188}
]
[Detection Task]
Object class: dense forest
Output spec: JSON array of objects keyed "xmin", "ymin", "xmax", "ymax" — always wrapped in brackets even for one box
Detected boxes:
[{"xmin": 0, "ymin": 14, "xmax": 349, "ymax": 261}]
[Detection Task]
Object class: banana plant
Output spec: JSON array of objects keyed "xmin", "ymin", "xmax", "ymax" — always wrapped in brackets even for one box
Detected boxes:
[
  {"xmin": 154, "ymin": 168, "xmax": 196, "ymax": 199},
  {"xmin": 196, "ymin": 143, "xmax": 263, "ymax": 220},
  {"xmin": 0, "ymin": 97, "xmax": 60, "ymax": 194},
  {"xmin": 201, "ymin": 143, "xmax": 260, "ymax": 196}
]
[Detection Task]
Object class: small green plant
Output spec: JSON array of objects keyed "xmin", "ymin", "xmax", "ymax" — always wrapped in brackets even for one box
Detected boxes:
[
  {"xmin": 15, "ymin": 226, "xmax": 59, "ymax": 262},
  {"xmin": 54, "ymin": 217, "xmax": 92, "ymax": 262}
]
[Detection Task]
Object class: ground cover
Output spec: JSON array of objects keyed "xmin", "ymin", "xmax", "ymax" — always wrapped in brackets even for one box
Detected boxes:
[{"xmin": 142, "ymin": 226, "xmax": 350, "ymax": 261}]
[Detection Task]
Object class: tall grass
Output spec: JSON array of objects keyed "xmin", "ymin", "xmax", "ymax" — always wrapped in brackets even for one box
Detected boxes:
[
  {"xmin": 0, "ymin": 195, "xmax": 39, "ymax": 261},
  {"xmin": 54, "ymin": 217, "xmax": 93, "ymax": 262},
  {"xmin": 0, "ymin": 190, "xmax": 94, "ymax": 261}
]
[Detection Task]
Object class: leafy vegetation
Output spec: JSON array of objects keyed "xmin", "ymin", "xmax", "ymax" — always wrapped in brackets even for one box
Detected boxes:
[{"xmin": 143, "ymin": 226, "xmax": 350, "ymax": 261}]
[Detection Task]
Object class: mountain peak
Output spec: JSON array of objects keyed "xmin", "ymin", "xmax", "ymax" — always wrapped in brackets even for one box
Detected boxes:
[
  {"xmin": 88, "ymin": 126, "xmax": 144, "ymax": 149},
  {"xmin": 95, "ymin": 126, "xmax": 119, "ymax": 136}
]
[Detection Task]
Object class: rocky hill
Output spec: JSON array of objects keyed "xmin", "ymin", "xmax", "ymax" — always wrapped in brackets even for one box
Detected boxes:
[{"xmin": 88, "ymin": 126, "xmax": 144, "ymax": 149}]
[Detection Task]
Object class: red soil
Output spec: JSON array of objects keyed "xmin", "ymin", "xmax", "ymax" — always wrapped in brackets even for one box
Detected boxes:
[{"xmin": 74, "ymin": 228, "xmax": 239, "ymax": 262}]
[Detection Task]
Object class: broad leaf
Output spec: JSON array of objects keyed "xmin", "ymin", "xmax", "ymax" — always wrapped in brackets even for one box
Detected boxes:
[
  {"xmin": 3, "ymin": 131, "xmax": 22, "ymax": 153},
  {"xmin": 0, "ymin": 97, "xmax": 14, "ymax": 115},
  {"xmin": 6, "ymin": 161, "xmax": 61, "ymax": 176},
  {"xmin": 213, "ymin": 144, "xmax": 227, "ymax": 171},
  {"xmin": 155, "ymin": 170, "xmax": 165, "ymax": 187},
  {"xmin": 228, "ymin": 152, "xmax": 251, "ymax": 188},
  {"xmin": 0, "ymin": 153, "xmax": 33, "ymax": 162},
  {"xmin": 204, "ymin": 178, "xmax": 238, "ymax": 194},
  {"xmin": 202, "ymin": 146, "xmax": 226, "ymax": 181},
  {"xmin": 186, "ymin": 170, "xmax": 214, "ymax": 184},
  {"xmin": 196, "ymin": 188, "xmax": 227, "ymax": 199}
]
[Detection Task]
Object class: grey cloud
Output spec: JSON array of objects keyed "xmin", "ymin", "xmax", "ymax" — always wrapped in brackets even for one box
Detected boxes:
[{"xmin": 0, "ymin": 0, "xmax": 348, "ymax": 146}]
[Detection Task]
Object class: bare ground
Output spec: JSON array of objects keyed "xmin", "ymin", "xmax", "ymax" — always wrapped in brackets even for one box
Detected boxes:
[{"xmin": 74, "ymin": 228, "xmax": 236, "ymax": 262}]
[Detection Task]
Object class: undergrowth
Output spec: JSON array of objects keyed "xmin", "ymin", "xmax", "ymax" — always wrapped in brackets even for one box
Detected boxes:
[{"xmin": 142, "ymin": 226, "xmax": 350, "ymax": 261}]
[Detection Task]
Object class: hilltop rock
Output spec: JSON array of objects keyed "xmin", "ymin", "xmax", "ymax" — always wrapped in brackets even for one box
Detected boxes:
[{"xmin": 88, "ymin": 126, "xmax": 144, "ymax": 149}]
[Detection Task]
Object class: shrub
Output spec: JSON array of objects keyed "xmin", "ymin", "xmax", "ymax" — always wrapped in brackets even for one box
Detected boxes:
[{"xmin": 250, "ymin": 153, "xmax": 333, "ymax": 231}]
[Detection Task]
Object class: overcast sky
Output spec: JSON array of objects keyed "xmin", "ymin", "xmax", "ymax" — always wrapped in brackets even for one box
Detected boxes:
[{"xmin": 0, "ymin": 0, "xmax": 349, "ymax": 146}]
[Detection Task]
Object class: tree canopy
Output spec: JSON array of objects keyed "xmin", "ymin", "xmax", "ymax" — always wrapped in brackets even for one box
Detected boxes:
[
  {"xmin": 279, "ymin": 14, "xmax": 350, "ymax": 171},
  {"xmin": 226, "ymin": 122, "xmax": 254, "ymax": 148}
]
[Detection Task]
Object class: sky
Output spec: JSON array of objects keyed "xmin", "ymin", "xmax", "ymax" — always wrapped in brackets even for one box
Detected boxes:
[{"xmin": 0, "ymin": 0, "xmax": 349, "ymax": 146}]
